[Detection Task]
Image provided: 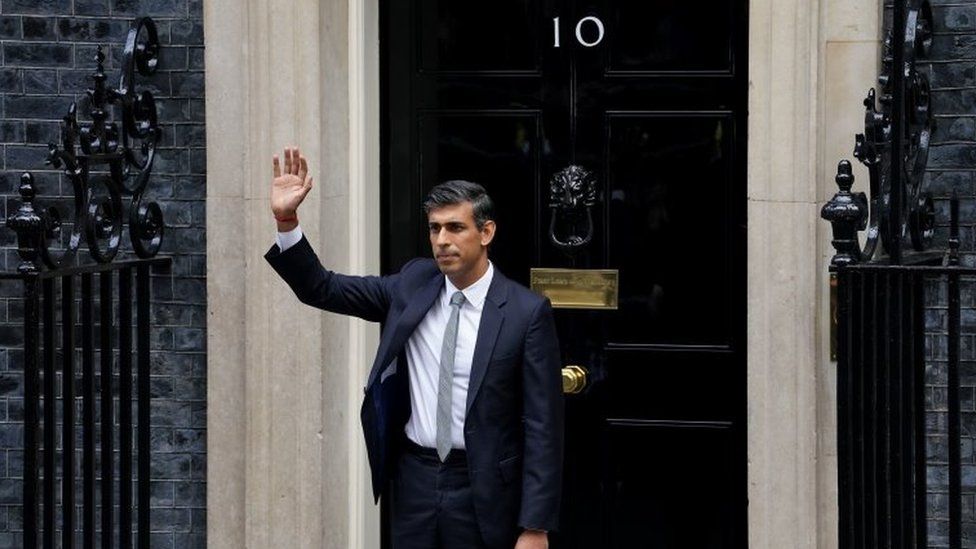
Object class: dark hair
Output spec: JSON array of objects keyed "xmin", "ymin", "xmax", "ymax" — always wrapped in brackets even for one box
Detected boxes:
[{"xmin": 422, "ymin": 180, "xmax": 495, "ymax": 230}]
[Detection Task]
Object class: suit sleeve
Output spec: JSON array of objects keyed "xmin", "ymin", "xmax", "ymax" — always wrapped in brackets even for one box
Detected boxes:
[
  {"xmin": 264, "ymin": 233, "xmax": 402, "ymax": 322},
  {"xmin": 518, "ymin": 297, "xmax": 564, "ymax": 532}
]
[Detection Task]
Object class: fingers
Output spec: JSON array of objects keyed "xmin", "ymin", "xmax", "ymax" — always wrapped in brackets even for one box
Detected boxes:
[
  {"xmin": 297, "ymin": 177, "xmax": 313, "ymax": 202},
  {"xmin": 301, "ymin": 176, "xmax": 313, "ymax": 197},
  {"xmin": 277, "ymin": 147, "xmax": 308, "ymax": 179},
  {"xmin": 298, "ymin": 154, "xmax": 308, "ymax": 181}
]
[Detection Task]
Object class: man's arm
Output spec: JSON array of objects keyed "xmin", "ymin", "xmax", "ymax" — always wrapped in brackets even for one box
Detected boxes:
[
  {"xmin": 265, "ymin": 146, "xmax": 398, "ymax": 322},
  {"xmin": 265, "ymin": 226, "xmax": 401, "ymax": 323},
  {"xmin": 518, "ymin": 297, "xmax": 564, "ymax": 533}
]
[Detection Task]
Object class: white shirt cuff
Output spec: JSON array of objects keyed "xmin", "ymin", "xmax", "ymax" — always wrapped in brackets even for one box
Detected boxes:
[{"xmin": 276, "ymin": 225, "xmax": 303, "ymax": 252}]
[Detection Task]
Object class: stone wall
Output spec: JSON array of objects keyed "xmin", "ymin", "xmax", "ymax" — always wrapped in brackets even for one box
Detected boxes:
[{"xmin": 0, "ymin": 1, "xmax": 206, "ymax": 547}]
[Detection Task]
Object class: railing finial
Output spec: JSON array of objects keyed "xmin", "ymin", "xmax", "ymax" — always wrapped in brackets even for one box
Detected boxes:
[
  {"xmin": 821, "ymin": 160, "xmax": 869, "ymax": 266},
  {"xmin": 6, "ymin": 173, "xmax": 44, "ymax": 273},
  {"xmin": 826, "ymin": 0, "xmax": 934, "ymax": 264}
]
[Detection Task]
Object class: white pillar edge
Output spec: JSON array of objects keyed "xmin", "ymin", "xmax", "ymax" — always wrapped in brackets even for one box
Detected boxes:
[{"xmin": 346, "ymin": 0, "xmax": 383, "ymax": 546}]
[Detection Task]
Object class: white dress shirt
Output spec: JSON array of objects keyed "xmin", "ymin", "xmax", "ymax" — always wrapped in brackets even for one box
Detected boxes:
[
  {"xmin": 276, "ymin": 225, "xmax": 492, "ymax": 450},
  {"xmin": 403, "ymin": 258, "xmax": 492, "ymax": 450},
  {"xmin": 276, "ymin": 225, "xmax": 304, "ymax": 252}
]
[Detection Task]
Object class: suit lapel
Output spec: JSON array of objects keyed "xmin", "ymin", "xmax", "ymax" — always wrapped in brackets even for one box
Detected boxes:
[
  {"xmin": 465, "ymin": 270, "xmax": 509, "ymax": 415},
  {"xmin": 366, "ymin": 273, "xmax": 443, "ymax": 389},
  {"xmin": 365, "ymin": 263, "xmax": 511, "ymax": 410}
]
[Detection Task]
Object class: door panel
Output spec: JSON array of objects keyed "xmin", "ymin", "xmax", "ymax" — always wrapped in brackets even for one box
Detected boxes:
[
  {"xmin": 598, "ymin": 1, "xmax": 737, "ymax": 73},
  {"xmin": 605, "ymin": 113, "xmax": 735, "ymax": 346},
  {"xmin": 604, "ymin": 349, "xmax": 738, "ymax": 420},
  {"xmin": 417, "ymin": 0, "xmax": 542, "ymax": 72},
  {"xmin": 382, "ymin": 1, "xmax": 748, "ymax": 546},
  {"xmin": 606, "ymin": 420, "xmax": 736, "ymax": 548}
]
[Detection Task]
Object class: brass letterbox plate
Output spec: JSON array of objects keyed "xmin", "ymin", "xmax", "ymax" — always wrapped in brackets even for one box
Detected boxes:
[{"xmin": 530, "ymin": 268, "xmax": 619, "ymax": 310}]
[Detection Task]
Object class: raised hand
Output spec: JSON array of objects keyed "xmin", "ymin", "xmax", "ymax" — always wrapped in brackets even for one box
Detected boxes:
[{"xmin": 271, "ymin": 146, "xmax": 313, "ymax": 218}]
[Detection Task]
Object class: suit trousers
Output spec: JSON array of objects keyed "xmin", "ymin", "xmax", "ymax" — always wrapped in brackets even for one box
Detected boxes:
[{"xmin": 391, "ymin": 440, "xmax": 487, "ymax": 549}]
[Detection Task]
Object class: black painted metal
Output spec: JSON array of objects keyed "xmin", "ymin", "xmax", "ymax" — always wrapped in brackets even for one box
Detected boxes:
[
  {"xmin": 822, "ymin": 1, "xmax": 947, "ymax": 547},
  {"xmin": 874, "ymin": 272, "xmax": 885, "ymax": 547},
  {"xmin": 2, "ymin": 17, "xmax": 171, "ymax": 548},
  {"xmin": 7, "ymin": 31, "xmax": 165, "ymax": 271},
  {"xmin": 837, "ymin": 268, "xmax": 853, "ymax": 547},
  {"xmin": 13, "ymin": 258, "xmax": 167, "ymax": 549},
  {"xmin": 836, "ymin": 265, "xmax": 929, "ymax": 548},
  {"xmin": 830, "ymin": 199, "xmax": 969, "ymax": 548},
  {"xmin": 890, "ymin": 0, "xmax": 905, "ymax": 265},
  {"xmin": 119, "ymin": 267, "xmax": 133, "ymax": 549},
  {"xmin": 81, "ymin": 273, "xmax": 95, "ymax": 549},
  {"xmin": 823, "ymin": 0, "xmax": 934, "ymax": 266},
  {"xmin": 62, "ymin": 275, "xmax": 76, "ymax": 549},
  {"xmin": 548, "ymin": 165, "xmax": 596, "ymax": 256},
  {"xmin": 136, "ymin": 265, "xmax": 151, "ymax": 549},
  {"xmin": 42, "ymin": 278, "xmax": 55, "ymax": 549},
  {"xmin": 100, "ymin": 271, "xmax": 114, "ymax": 549}
]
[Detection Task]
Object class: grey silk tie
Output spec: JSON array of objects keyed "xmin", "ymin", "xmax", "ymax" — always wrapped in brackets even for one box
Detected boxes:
[{"xmin": 437, "ymin": 290, "xmax": 466, "ymax": 461}]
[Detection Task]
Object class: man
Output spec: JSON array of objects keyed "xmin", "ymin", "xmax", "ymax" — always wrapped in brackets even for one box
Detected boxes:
[{"xmin": 264, "ymin": 147, "xmax": 564, "ymax": 549}]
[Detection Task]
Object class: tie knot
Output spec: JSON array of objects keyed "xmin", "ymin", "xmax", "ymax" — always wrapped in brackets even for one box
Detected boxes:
[{"xmin": 450, "ymin": 291, "xmax": 465, "ymax": 307}]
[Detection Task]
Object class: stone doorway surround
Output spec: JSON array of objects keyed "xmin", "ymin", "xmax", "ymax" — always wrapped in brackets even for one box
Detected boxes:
[
  {"xmin": 202, "ymin": 0, "xmax": 880, "ymax": 546},
  {"xmin": 203, "ymin": 0, "xmax": 381, "ymax": 546},
  {"xmin": 748, "ymin": 0, "xmax": 880, "ymax": 547}
]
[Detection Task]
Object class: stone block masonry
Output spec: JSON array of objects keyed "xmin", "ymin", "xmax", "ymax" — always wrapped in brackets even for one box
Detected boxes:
[{"xmin": 0, "ymin": 1, "xmax": 207, "ymax": 548}]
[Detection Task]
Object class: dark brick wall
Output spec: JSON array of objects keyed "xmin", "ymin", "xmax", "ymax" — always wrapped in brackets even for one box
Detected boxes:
[
  {"xmin": 925, "ymin": 1, "xmax": 976, "ymax": 546},
  {"xmin": 0, "ymin": 1, "xmax": 206, "ymax": 548}
]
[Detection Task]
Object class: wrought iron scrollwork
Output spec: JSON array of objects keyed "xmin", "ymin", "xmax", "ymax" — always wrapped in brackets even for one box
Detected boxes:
[
  {"xmin": 6, "ymin": 17, "xmax": 165, "ymax": 273},
  {"xmin": 548, "ymin": 165, "xmax": 597, "ymax": 255},
  {"xmin": 822, "ymin": 0, "xmax": 934, "ymax": 265}
]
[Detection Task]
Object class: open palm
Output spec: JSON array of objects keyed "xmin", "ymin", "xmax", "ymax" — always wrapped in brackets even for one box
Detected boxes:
[{"xmin": 271, "ymin": 147, "xmax": 313, "ymax": 217}]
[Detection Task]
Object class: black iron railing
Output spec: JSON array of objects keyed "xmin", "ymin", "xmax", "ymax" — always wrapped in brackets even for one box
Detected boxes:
[
  {"xmin": 3, "ymin": 17, "xmax": 169, "ymax": 549},
  {"xmin": 834, "ymin": 263, "xmax": 927, "ymax": 548},
  {"xmin": 833, "ymin": 201, "xmax": 964, "ymax": 548},
  {"xmin": 820, "ymin": 0, "xmax": 961, "ymax": 547},
  {"xmin": 4, "ymin": 260, "xmax": 167, "ymax": 549}
]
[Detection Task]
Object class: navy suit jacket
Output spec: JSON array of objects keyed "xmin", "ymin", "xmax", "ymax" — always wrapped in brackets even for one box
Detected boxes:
[{"xmin": 265, "ymin": 235, "xmax": 564, "ymax": 545}]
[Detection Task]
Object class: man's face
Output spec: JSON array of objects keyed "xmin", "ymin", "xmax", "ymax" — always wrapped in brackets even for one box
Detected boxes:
[{"xmin": 427, "ymin": 201, "xmax": 495, "ymax": 279}]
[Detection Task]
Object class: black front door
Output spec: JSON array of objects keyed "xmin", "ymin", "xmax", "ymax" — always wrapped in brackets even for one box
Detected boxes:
[{"xmin": 382, "ymin": 2, "xmax": 748, "ymax": 546}]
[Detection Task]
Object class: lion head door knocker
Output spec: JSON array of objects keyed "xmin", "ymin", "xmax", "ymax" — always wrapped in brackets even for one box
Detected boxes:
[{"xmin": 548, "ymin": 165, "xmax": 597, "ymax": 255}]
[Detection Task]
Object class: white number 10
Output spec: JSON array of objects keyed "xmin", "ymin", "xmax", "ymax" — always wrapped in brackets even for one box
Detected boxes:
[{"xmin": 553, "ymin": 16, "xmax": 605, "ymax": 48}]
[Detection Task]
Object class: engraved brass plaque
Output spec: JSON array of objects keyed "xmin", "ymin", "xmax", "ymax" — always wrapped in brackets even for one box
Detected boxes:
[{"xmin": 530, "ymin": 268, "xmax": 619, "ymax": 310}]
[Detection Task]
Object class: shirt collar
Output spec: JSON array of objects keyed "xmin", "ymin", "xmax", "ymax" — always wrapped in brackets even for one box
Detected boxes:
[{"xmin": 443, "ymin": 260, "xmax": 494, "ymax": 312}]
